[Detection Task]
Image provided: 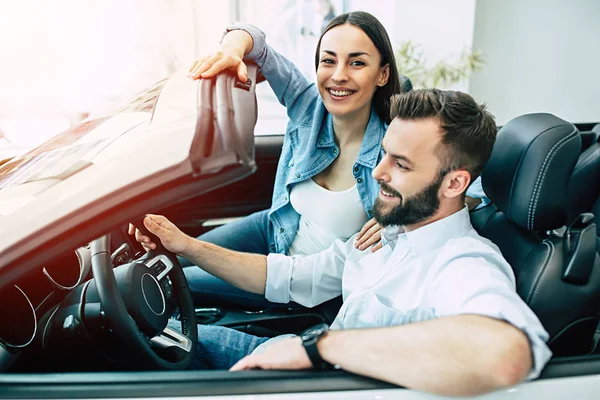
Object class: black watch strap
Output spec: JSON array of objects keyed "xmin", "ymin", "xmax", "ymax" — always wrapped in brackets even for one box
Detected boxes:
[
  {"xmin": 301, "ymin": 323, "xmax": 332, "ymax": 369},
  {"xmin": 304, "ymin": 338, "xmax": 329, "ymax": 368}
]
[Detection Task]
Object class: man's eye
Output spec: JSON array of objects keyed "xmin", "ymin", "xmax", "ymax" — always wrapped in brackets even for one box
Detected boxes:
[{"xmin": 396, "ymin": 163, "xmax": 409, "ymax": 170}]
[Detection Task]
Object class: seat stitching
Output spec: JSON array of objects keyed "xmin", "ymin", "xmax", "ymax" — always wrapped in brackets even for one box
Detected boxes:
[
  {"xmin": 527, "ymin": 131, "xmax": 569, "ymax": 230},
  {"xmin": 526, "ymin": 240, "xmax": 554, "ymax": 305},
  {"xmin": 528, "ymin": 131, "xmax": 578, "ymax": 230},
  {"xmin": 527, "ymin": 131, "xmax": 577, "ymax": 229},
  {"xmin": 527, "ymin": 136, "xmax": 566, "ymax": 230},
  {"xmin": 530, "ymin": 134, "xmax": 579, "ymax": 230}
]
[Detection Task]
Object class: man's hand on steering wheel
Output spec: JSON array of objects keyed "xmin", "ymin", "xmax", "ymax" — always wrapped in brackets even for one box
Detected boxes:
[
  {"xmin": 90, "ymin": 219, "xmax": 198, "ymax": 370},
  {"xmin": 128, "ymin": 215, "xmax": 192, "ymax": 254}
]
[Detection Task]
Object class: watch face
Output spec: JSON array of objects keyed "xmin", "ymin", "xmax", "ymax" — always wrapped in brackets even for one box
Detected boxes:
[{"xmin": 301, "ymin": 323, "xmax": 329, "ymax": 341}]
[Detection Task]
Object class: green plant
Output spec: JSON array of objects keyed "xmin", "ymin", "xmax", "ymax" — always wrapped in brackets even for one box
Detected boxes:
[{"xmin": 395, "ymin": 41, "xmax": 485, "ymax": 89}]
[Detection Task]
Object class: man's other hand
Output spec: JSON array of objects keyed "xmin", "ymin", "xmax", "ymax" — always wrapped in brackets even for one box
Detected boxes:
[{"xmin": 230, "ymin": 337, "xmax": 312, "ymax": 371}]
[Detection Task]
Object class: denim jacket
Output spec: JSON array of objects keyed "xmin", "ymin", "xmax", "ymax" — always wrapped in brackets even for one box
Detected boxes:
[{"xmin": 226, "ymin": 23, "xmax": 488, "ymax": 254}]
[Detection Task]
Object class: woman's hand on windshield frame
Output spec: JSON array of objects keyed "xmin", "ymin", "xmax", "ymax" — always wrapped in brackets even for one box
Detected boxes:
[{"xmin": 188, "ymin": 29, "xmax": 253, "ymax": 82}]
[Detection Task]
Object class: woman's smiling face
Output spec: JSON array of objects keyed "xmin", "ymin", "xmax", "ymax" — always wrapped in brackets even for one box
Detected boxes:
[{"xmin": 317, "ymin": 23, "xmax": 389, "ymax": 120}]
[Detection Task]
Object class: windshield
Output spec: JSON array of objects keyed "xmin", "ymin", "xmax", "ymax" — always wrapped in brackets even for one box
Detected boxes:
[
  {"xmin": 0, "ymin": 73, "xmax": 200, "ymax": 222},
  {"xmin": 0, "ymin": 78, "xmax": 167, "ymax": 190}
]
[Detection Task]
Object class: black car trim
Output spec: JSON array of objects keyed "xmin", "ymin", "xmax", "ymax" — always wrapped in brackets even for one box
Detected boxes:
[{"xmin": 1, "ymin": 356, "xmax": 600, "ymax": 398}]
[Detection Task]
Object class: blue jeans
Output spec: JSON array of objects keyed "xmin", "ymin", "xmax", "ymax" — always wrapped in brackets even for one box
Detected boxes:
[
  {"xmin": 168, "ymin": 320, "xmax": 269, "ymax": 369},
  {"xmin": 181, "ymin": 209, "xmax": 290, "ymax": 309}
]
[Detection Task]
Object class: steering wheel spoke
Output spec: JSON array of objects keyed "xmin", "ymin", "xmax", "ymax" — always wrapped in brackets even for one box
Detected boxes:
[
  {"xmin": 142, "ymin": 254, "xmax": 175, "ymax": 299},
  {"xmin": 150, "ymin": 325, "xmax": 193, "ymax": 353},
  {"xmin": 144, "ymin": 254, "xmax": 174, "ymax": 281}
]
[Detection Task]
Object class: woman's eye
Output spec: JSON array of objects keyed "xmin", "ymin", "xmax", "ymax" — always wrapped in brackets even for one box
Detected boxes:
[
  {"xmin": 320, "ymin": 58, "xmax": 335, "ymax": 64},
  {"xmin": 350, "ymin": 60, "xmax": 366, "ymax": 66}
]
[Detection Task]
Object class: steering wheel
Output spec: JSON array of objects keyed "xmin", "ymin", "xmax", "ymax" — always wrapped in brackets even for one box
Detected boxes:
[{"xmin": 89, "ymin": 227, "xmax": 197, "ymax": 370}]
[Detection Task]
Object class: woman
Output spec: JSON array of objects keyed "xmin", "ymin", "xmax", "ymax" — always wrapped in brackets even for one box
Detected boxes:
[{"xmin": 153, "ymin": 12, "xmax": 482, "ymax": 307}]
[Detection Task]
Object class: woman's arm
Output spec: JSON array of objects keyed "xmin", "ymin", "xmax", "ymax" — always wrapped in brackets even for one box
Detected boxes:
[
  {"xmin": 189, "ymin": 29, "xmax": 253, "ymax": 83},
  {"xmin": 190, "ymin": 23, "xmax": 319, "ymax": 123}
]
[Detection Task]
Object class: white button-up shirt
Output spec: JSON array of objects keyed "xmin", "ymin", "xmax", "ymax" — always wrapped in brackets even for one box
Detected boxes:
[{"xmin": 265, "ymin": 206, "xmax": 552, "ymax": 378}]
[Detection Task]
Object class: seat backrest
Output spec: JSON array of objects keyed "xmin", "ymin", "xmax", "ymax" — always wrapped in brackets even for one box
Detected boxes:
[
  {"xmin": 400, "ymin": 75, "xmax": 413, "ymax": 93},
  {"xmin": 478, "ymin": 113, "xmax": 600, "ymax": 356},
  {"xmin": 594, "ymin": 196, "xmax": 600, "ymax": 254},
  {"xmin": 580, "ymin": 123, "xmax": 600, "ymax": 150},
  {"xmin": 567, "ymin": 139, "xmax": 600, "ymax": 223}
]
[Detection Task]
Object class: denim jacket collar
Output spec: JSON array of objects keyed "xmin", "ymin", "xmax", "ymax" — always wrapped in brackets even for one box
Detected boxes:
[{"xmin": 316, "ymin": 107, "xmax": 386, "ymax": 169}]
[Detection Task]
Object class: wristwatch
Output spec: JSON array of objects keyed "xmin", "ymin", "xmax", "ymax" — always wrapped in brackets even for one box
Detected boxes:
[{"xmin": 300, "ymin": 323, "xmax": 332, "ymax": 369}]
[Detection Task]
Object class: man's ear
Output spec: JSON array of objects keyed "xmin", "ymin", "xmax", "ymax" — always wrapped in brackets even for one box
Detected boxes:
[
  {"xmin": 442, "ymin": 170, "xmax": 471, "ymax": 199},
  {"xmin": 377, "ymin": 64, "xmax": 390, "ymax": 87}
]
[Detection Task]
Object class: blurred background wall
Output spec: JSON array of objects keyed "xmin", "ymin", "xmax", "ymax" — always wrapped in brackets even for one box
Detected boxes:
[
  {"xmin": 469, "ymin": 0, "xmax": 600, "ymax": 125},
  {"xmin": 0, "ymin": 0, "xmax": 598, "ymax": 152}
]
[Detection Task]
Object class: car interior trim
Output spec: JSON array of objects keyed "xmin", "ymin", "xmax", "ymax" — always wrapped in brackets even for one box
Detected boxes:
[
  {"xmin": 146, "ymin": 254, "xmax": 173, "ymax": 281},
  {"xmin": 140, "ymin": 273, "xmax": 166, "ymax": 315},
  {"xmin": 149, "ymin": 326, "xmax": 193, "ymax": 353},
  {"xmin": 0, "ymin": 286, "xmax": 37, "ymax": 349},
  {"xmin": 2, "ymin": 357, "xmax": 600, "ymax": 399},
  {"xmin": 42, "ymin": 247, "xmax": 90, "ymax": 291},
  {"xmin": 41, "ymin": 305, "xmax": 60, "ymax": 350}
]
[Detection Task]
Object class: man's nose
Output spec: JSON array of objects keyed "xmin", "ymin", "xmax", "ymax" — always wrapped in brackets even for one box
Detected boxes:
[{"xmin": 372, "ymin": 160, "xmax": 390, "ymax": 182}]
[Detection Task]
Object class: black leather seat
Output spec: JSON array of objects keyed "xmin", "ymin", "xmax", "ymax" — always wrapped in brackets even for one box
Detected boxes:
[
  {"xmin": 474, "ymin": 113, "xmax": 600, "ymax": 356},
  {"xmin": 594, "ymin": 196, "xmax": 600, "ymax": 253},
  {"xmin": 581, "ymin": 123, "xmax": 600, "ymax": 150},
  {"xmin": 567, "ymin": 132, "xmax": 600, "ymax": 223},
  {"xmin": 400, "ymin": 75, "xmax": 413, "ymax": 93}
]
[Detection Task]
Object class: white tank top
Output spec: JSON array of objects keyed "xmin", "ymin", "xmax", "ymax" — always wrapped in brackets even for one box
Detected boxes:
[{"xmin": 287, "ymin": 178, "xmax": 369, "ymax": 256}]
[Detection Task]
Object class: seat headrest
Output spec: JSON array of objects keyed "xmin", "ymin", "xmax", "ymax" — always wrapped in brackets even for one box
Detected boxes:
[
  {"xmin": 400, "ymin": 75, "xmax": 413, "ymax": 93},
  {"xmin": 482, "ymin": 113, "xmax": 581, "ymax": 231}
]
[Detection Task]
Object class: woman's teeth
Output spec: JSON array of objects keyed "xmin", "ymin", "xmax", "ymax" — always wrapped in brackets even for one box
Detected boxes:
[{"xmin": 329, "ymin": 89, "xmax": 353, "ymax": 97}]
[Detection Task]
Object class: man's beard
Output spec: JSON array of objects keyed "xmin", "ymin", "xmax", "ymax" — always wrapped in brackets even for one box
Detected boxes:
[{"xmin": 372, "ymin": 174, "xmax": 445, "ymax": 227}]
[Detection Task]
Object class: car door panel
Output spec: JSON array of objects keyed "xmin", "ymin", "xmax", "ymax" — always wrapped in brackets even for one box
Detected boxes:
[{"xmin": 165, "ymin": 135, "xmax": 283, "ymax": 237}]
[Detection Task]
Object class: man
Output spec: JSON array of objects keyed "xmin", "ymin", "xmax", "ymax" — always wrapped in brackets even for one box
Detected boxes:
[{"xmin": 134, "ymin": 89, "xmax": 551, "ymax": 397}]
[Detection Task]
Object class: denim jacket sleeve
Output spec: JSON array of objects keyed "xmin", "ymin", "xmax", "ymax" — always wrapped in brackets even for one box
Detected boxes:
[{"xmin": 225, "ymin": 23, "xmax": 319, "ymax": 124}]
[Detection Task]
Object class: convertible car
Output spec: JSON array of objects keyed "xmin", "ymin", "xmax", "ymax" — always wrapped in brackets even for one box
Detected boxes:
[{"xmin": 0, "ymin": 64, "xmax": 599, "ymax": 399}]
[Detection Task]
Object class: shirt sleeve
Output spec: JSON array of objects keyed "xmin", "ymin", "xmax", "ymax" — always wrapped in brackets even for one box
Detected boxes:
[
  {"xmin": 265, "ymin": 236, "xmax": 356, "ymax": 307},
  {"xmin": 466, "ymin": 176, "xmax": 491, "ymax": 209},
  {"xmin": 427, "ymin": 242, "xmax": 552, "ymax": 380},
  {"xmin": 224, "ymin": 23, "xmax": 319, "ymax": 124}
]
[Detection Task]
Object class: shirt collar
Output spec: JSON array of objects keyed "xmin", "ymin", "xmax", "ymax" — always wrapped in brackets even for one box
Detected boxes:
[
  {"xmin": 355, "ymin": 108, "xmax": 386, "ymax": 168},
  {"xmin": 317, "ymin": 108, "xmax": 386, "ymax": 168},
  {"xmin": 381, "ymin": 206, "xmax": 473, "ymax": 257}
]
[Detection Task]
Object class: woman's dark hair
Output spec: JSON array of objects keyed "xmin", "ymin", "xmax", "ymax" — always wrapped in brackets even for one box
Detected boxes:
[{"xmin": 314, "ymin": 11, "xmax": 402, "ymax": 124}]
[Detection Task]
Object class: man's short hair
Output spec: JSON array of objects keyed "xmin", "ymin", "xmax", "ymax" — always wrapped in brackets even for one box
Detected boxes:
[{"xmin": 389, "ymin": 89, "xmax": 497, "ymax": 183}]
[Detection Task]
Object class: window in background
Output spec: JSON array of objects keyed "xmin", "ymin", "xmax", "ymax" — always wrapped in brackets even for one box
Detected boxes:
[
  {"xmin": 237, "ymin": 0, "xmax": 345, "ymax": 136},
  {"xmin": 0, "ymin": 0, "xmax": 196, "ymax": 152}
]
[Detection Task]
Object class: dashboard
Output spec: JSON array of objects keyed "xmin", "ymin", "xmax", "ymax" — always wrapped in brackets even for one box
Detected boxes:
[
  {"xmin": 0, "ymin": 225, "xmax": 173, "ymax": 372},
  {"xmin": 0, "ymin": 245, "xmax": 92, "ymax": 366}
]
